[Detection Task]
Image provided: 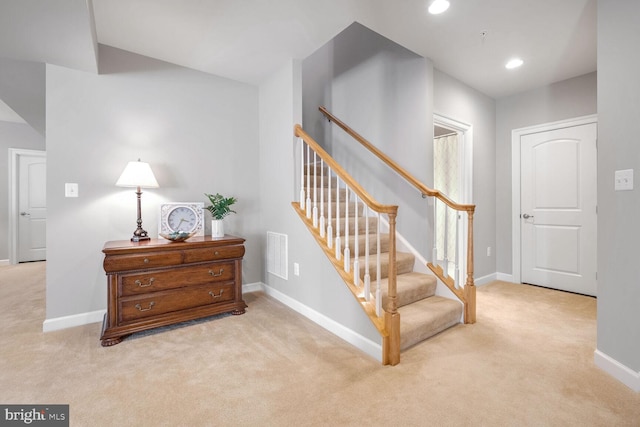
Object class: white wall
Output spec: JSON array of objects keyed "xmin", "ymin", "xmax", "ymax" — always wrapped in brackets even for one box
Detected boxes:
[
  {"xmin": 495, "ymin": 72, "xmax": 597, "ymax": 275},
  {"xmin": 433, "ymin": 70, "xmax": 496, "ymax": 279},
  {"xmin": 595, "ymin": 0, "xmax": 640, "ymax": 386},
  {"xmin": 45, "ymin": 45, "xmax": 260, "ymax": 321},
  {"xmin": 0, "ymin": 121, "xmax": 45, "ymax": 260}
]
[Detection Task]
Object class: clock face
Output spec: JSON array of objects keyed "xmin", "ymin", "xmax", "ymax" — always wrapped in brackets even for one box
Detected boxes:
[
  {"xmin": 159, "ymin": 202, "xmax": 204, "ymax": 238},
  {"xmin": 167, "ymin": 206, "xmax": 197, "ymax": 232}
]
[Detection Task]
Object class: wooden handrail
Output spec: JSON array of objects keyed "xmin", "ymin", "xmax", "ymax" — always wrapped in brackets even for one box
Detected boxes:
[
  {"xmin": 319, "ymin": 106, "xmax": 476, "ymax": 324},
  {"xmin": 295, "ymin": 124, "xmax": 398, "ymax": 216},
  {"xmin": 319, "ymin": 106, "xmax": 475, "ymax": 214}
]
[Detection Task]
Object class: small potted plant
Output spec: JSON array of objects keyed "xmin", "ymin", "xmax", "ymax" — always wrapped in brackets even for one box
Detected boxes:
[{"xmin": 205, "ymin": 193, "xmax": 237, "ymax": 237}]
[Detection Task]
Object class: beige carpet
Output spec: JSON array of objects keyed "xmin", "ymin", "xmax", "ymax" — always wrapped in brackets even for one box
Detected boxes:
[{"xmin": 1, "ymin": 262, "xmax": 639, "ymax": 426}]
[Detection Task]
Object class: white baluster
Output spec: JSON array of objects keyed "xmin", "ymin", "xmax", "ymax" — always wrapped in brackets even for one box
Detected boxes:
[
  {"xmin": 433, "ymin": 199, "xmax": 438, "ymax": 264},
  {"xmin": 319, "ymin": 159, "xmax": 325, "ymax": 238},
  {"xmin": 376, "ymin": 212, "xmax": 381, "ymax": 317},
  {"xmin": 364, "ymin": 205, "xmax": 371, "ymax": 301},
  {"xmin": 443, "ymin": 204, "xmax": 449, "ymax": 278},
  {"xmin": 455, "ymin": 211, "xmax": 460, "ymax": 288},
  {"xmin": 353, "ymin": 196, "xmax": 359, "ymax": 285},
  {"xmin": 305, "ymin": 145, "xmax": 311, "ymax": 218},
  {"xmin": 335, "ymin": 177, "xmax": 341, "ymax": 260},
  {"xmin": 312, "ymin": 153, "xmax": 318, "ymax": 227},
  {"xmin": 327, "ymin": 168, "xmax": 333, "ymax": 249},
  {"xmin": 344, "ymin": 187, "xmax": 350, "ymax": 273},
  {"xmin": 299, "ymin": 139, "xmax": 305, "ymax": 210}
]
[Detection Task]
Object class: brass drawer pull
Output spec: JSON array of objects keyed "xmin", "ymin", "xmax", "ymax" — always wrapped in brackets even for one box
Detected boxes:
[
  {"xmin": 208, "ymin": 268, "xmax": 224, "ymax": 277},
  {"xmin": 214, "ymin": 251, "xmax": 220, "ymax": 255},
  {"xmin": 209, "ymin": 290, "xmax": 224, "ymax": 298},
  {"xmin": 135, "ymin": 278, "xmax": 155, "ymax": 288},
  {"xmin": 135, "ymin": 302, "xmax": 155, "ymax": 312},
  {"xmin": 143, "ymin": 258, "xmax": 150, "ymax": 264}
]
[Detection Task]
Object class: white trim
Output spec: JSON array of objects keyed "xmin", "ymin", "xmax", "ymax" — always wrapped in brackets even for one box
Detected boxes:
[
  {"xmin": 511, "ymin": 115, "xmax": 597, "ymax": 284},
  {"xmin": 8, "ymin": 148, "xmax": 46, "ymax": 265},
  {"xmin": 496, "ymin": 272, "xmax": 516, "ymax": 283},
  {"xmin": 43, "ymin": 309, "xmax": 105, "ymax": 332},
  {"xmin": 0, "ymin": 259, "xmax": 9, "ymax": 266},
  {"xmin": 242, "ymin": 282, "xmax": 264, "ymax": 293},
  {"xmin": 434, "ymin": 113, "xmax": 473, "ymax": 204},
  {"xmin": 248, "ymin": 282, "xmax": 382, "ymax": 362},
  {"xmin": 474, "ymin": 273, "xmax": 497, "ymax": 286},
  {"xmin": 434, "ymin": 114, "xmax": 473, "ymax": 292},
  {"xmin": 594, "ymin": 349, "xmax": 640, "ymax": 392}
]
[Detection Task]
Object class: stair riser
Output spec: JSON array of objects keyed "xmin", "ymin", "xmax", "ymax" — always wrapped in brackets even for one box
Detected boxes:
[
  {"xmin": 345, "ymin": 233, "xmax": 390, "ymax": 256},
  {"xmin": 311, "ymin": 202, "xmax": 364, "ymax": 218},
  {"xmin": 355, "ymin": 253, "xmax": 415, "ymax": 280},
  {"xmin": 329, "ymin": 217, "xmax": 378, "ymax": 234},
  {"xmin": 304, "ymin": 187, "xmax": 349, "ymax": 202}
]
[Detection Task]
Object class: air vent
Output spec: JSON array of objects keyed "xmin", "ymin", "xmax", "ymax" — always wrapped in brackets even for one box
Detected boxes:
[{"xmin": 267, "ymin": 232, "xmax": 288, "ymax": 280}]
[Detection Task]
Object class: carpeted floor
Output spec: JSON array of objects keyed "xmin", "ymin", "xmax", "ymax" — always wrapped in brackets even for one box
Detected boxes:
[{"xmin": 1, "ymin": 261, "xmax": 639, "ymax": 426}]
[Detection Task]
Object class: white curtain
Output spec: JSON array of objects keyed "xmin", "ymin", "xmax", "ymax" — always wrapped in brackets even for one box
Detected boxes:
[{"xmin": 434, "ymin": 133, "xmax": 459, "ymax": 271}]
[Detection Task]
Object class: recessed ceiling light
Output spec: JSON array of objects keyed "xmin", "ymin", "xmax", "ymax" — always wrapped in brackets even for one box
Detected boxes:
[
  {"xmin": 428, "ymin": 0, "xmax": 450, "ymax": 15},
  {"xmin": 505, "ymin": 58, "xmax": 524, "ymax": 69}
]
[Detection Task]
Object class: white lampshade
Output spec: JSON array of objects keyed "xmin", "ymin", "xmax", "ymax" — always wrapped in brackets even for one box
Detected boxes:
[{"xmin": 116, "ymin": 160, "xmax": 159, "ymax": 188}]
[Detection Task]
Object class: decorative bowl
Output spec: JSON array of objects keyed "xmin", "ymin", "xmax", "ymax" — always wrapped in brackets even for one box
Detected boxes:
[{"xmin": 160, "ymin": 231, "xmax": 196, "ymax": 242}]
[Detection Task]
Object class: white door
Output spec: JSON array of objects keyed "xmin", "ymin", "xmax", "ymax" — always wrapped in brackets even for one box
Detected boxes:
[
  {"xmin": 18, "ymin": 154, "xmax": 47, "ymax": 262},
  {"xmin": 520, "ymin": 123, "xmax": 597, "ymax": 296}
]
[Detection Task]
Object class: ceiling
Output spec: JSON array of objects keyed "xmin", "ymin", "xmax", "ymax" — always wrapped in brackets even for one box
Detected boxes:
[{"xmin": 0, "ymin": 0, "xmax": 596, "ymax": 101}]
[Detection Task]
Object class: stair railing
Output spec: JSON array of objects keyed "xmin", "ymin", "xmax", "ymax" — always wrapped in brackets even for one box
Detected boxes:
[
  {"xmin": 319, "ymin": 106, "xmax": 477, "ymax": 324},
  {"xmin": 294, "ymin": 124, "xmax": 401, "ymax": 365}
]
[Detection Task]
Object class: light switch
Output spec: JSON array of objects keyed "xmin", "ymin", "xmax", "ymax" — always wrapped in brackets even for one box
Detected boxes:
[
  {"xmin": 614, "ymin": 169, "xmax": 633, "ymax": 191},
  {"xmin": 65, "ymin": 183, "xmax": 79, "ymax": 197}
]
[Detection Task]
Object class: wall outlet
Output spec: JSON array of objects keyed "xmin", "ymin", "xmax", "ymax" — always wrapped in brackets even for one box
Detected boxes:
[
  {"xmin": 487, "ymin": 247, "xmax": 491, "ymax": 257},
  {"xmin": 293, "ymin": 263, "xmax": 300, "ymax": 276}
]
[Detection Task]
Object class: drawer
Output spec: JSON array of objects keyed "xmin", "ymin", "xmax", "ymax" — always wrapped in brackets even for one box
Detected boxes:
[
  {"xmin": 183, "ymin": 245, "xmax": 245, "ymax": 264},
  {"xmin": 119, "ymin": 282, "xmax": 235, "ymax": 322},
  {"xmin": 120, "ymin": 262, "xmax": 236, "ymax": 296},
  {"xmin": 104, "ymin": 251, "xmax": 183, "ymax": 272}
]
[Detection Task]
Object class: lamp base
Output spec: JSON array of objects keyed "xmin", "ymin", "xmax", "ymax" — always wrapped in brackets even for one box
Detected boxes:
[
  {"xmin": 131, "ymin": 226, "xmax": 150, "ymax": 242},
  {"xmin": 131, "ymin": 235, "xmax": 151, "ymax": 242}
]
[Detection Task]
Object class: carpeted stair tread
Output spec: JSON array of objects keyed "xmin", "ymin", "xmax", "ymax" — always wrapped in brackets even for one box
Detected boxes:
[
  {"xmin": 378, "ymin": 272, "xmax": 437, "ymax": 308},
  {"xmin": 331, "ymin": 216, "xmax": 378, "ymax": 234},
  {"xmin": 399, "ymin": 296, "xmax": 462, "ymax": 351},
  {"xmin": 345, "ymin": 233, "xmax": 390, "ymax": 256},
  {"xmin": 357, "ymin": 251, "xmax": 415, "ymax": 279}
]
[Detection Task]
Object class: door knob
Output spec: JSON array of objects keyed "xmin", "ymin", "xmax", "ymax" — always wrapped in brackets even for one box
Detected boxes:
[
  {"xmin": 20, "ymin": 212, "xmax": 30, "ymax": 216},
  {"xmin": 522, "ymin": 213, "xmax": 534, "ymax": 219}
]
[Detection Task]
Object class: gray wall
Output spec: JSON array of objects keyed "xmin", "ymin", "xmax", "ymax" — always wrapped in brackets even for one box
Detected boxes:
[
  {"xmin": 433, "ymin": 70, "xmax": 496, "ymax": 279},
  {"xmin": 302, "ymin": 22, "xmax": 433, "ymax": 256},
  {"xmin": 259, "ymin": 59, "xmax": 381, "ymax": 343},
  {"xmin": 495, "ymin": 72, "xmax": 597, "ymax": 275},
  {"xmin": 45, "ymin": 45, "xmax": 260, "ymax": 320},
  {"xmin": 0, "ymin": 59, "xmax": 46, "ymax": 136},
  {"xmin": 0, "ymin": 121, "xmax": 45, "ymax": 260},
  {"xmin": 596, "ymin": 0, "xmax": 640, "ymax": 373}
]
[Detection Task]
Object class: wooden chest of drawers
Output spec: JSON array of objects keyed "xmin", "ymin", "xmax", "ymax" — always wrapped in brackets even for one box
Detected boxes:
[{"xmin": 100, "ymin": 235, "xmax": 247, "ymax": 346}]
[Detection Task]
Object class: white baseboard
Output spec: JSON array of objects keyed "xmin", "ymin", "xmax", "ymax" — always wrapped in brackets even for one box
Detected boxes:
[
  {"xmin": 496, "ymin": 272, "xmax": 516, "ymax": 283},
  {"xmin": 43, "ymin": 309, "xmax": 105, "ymax": 333},
  {"xmin": 0, "ymin": 259, "xmax": 9, "ymax": 266},
  {"xmin": 246, "ymin": 282, "xmax": 382, "ymax": 362},
  {"xmin": 474, "ymin": 273, "xmax": 497, "ymax": 286},
  {"xmin": 594, "ymin": 349, "xmax": 640, "ymax": 392}
]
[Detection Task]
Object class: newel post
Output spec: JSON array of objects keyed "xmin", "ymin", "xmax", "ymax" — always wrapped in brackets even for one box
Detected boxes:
[
  {"xmin": 464, "ymin": 209, "xmax": 476, "ymax": 324},
  {"xmin": 383, "ymin": 211, "xmax": 400, "ymax": 365}
]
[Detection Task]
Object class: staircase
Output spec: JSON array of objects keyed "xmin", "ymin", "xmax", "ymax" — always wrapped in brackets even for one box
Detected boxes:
[
  {"xmin": 293, "ymin": 162, "xmax": 462, "ymax": 354},
  {"xmin": 293, "ymin": 109, "xmax": 476, "ymax": 365}
]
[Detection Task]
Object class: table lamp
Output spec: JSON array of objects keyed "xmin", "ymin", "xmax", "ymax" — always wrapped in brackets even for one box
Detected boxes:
[{"xmin": 116, "ymin": 159, "xmax": 159, "ymax": 242}]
